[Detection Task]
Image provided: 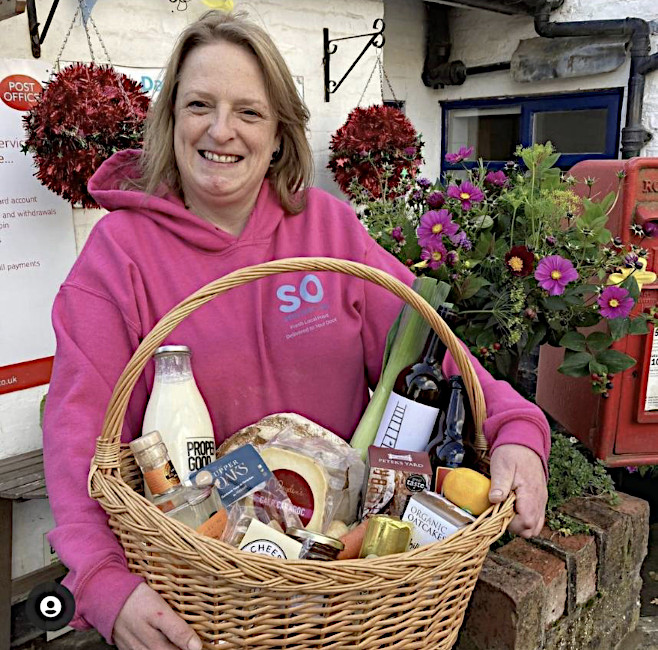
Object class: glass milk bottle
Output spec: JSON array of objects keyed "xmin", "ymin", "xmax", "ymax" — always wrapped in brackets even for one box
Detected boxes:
[{"xmin": 142, "ymin": 345, "xmax": 216, "ymax": 484}]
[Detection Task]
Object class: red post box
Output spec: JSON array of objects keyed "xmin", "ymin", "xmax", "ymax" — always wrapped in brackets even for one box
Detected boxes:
[{"xmin": 536, "ymin": 158, "xmax": 658, "ymax": 466}]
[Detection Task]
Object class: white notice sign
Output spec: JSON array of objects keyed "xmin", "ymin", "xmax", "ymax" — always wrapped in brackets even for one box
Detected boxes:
[
  {"xmin": 0, "ymin": 58, "xmax": 76, "ymax": 394},
  {"xmin": 646, "ymin": 327, "xmax": 658, "ymax": 412}
]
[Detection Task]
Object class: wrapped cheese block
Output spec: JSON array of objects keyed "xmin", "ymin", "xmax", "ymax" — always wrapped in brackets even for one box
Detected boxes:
[{"xmin": 219, "ymin": 414, "xmax": 365, "ymax": 525}]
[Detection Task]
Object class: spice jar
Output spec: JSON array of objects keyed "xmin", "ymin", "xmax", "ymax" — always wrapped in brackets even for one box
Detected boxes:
[
  {"xmin": 287, "ymin": 527, "xmax": 344, "ymax": 561},
  {"xmin": 130, "ymin": 430, "xmax": 184, "ymax": 512}
]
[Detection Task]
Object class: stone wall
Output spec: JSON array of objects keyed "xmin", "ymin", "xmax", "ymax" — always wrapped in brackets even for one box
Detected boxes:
[{"xmin": 456, "ymin": 493, "xmax": 650, "ymax": 650}]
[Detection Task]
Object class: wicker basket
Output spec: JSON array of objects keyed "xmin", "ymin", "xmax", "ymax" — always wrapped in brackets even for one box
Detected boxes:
[{"xmin": 89, "ymin": 257, "xmax": 515, "ymax": 650}]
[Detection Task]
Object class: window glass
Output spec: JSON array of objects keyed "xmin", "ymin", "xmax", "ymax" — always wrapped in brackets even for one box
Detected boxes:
[
  {"xmin": 533, "ymin": 109, "xmax": 608, "ymax": 154},
  {"xmin": 447, "ymin": 106, "xmax": 521, "ymax": 161}
]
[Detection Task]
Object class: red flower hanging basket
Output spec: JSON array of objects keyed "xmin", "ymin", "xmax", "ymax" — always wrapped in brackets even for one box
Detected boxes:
[
  {"xmin": 22, "ymin": 63, "xmax": 150, "ymax": 208},
  {"xmin": 327, "ymin": 105, "xmax": 424, "ymax": 200}
]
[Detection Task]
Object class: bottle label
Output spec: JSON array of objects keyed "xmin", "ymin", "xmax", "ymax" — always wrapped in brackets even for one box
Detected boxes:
[
  {"xmin": 185, "ymin": 438, "xmax": 216, "ymax": 473},
  {"xmin": 373, "ymin": 393, "xmax": 440, "ymax": 452},
  {"xmin": 144, "ymin": 461, "xmax": 181, "ymax": 496}
]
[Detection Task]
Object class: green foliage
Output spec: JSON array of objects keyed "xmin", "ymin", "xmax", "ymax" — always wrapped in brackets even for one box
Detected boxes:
[
  {"xmin": 334, "ymin": 137, "xmax": 651, "ymax": 394},
  {"xmin": 546, "ymin": 432, "xmax": 618, "ymax": 535}
]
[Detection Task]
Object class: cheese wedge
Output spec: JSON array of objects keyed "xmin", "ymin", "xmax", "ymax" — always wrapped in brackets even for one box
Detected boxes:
[{"xmin": 260, "ymin": 446, "xmax": 329, "ymax": 532}]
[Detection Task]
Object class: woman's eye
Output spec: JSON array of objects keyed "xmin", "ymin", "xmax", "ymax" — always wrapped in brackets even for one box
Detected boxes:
[
  {"xmin": 188, "ymin": 100, "xmax": 207, "ymax": 109},
  {"xmin": 242, "ymin": 109, "xmax": 261, "ymax": 118}
]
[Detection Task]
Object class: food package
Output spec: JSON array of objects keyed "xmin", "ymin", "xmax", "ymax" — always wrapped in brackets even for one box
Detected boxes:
[
  {"xmin": 257, "ymin": 426, "xmax": 362, "ymax": 533},
  {"xmin": 187, "ymin": 444, "xmax": 302, "ymax": 547},
  {"xmin": 219, "ymin": 413, "xmax": 365, "ymax": 525},
  {"xmin": 361, "ymin": 446, "xmax": 433, "ymax": 519}
]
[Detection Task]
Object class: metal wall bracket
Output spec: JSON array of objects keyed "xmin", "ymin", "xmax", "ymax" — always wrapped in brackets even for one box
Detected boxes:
[
  {"xmin": 323, "ymin": 19, "xmax": 385, "ymax": 102},
  {"xmin": 26, "ymin": 0, "xmax": 60, "ymax": 58}
]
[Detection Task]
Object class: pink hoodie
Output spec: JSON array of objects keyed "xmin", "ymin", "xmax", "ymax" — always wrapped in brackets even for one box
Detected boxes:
[{"xmin": 43, "ymin": 150, "xmax": 549, "ymax": 642}]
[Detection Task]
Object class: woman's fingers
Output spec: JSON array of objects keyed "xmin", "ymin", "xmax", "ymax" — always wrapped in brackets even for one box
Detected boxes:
[{"xmin": 490, "ymin": 444, "xmax": 548, "ymax": 538}]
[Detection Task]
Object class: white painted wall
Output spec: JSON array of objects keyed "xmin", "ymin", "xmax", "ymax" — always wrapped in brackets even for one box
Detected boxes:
[
  {"xmin": 384, "ymin": 0, "xmax": 658, "ymax": 175},
  {"xmin": 0, "ymin": 0, "xmax": 384, "ymax": 578}
]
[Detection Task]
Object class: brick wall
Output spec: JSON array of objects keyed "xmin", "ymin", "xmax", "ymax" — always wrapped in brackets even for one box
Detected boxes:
[{"xmin": 456, "ymin": 493, "xmax": 650, "ymax": 650}]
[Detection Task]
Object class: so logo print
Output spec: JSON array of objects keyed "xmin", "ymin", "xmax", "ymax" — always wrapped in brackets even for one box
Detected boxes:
[{"xmin": 276, "ymin": 274, "xmax": 324, "ymax": 313}]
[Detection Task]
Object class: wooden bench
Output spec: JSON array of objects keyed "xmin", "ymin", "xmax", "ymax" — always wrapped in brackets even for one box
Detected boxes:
[{"xmin": 0, "ymin": 449, "xmax": 66, "ymax": 647}]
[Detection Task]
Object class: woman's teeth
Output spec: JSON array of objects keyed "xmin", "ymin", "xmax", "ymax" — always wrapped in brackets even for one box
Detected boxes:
[{"xmin": 202, "ymin": 151, "xmax": 240, "ymax": 163}]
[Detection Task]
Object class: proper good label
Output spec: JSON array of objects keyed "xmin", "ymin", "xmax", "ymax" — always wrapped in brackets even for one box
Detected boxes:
[{"xmin": 374, "ymin": 393, "xmax": 440, "ymax": 452}]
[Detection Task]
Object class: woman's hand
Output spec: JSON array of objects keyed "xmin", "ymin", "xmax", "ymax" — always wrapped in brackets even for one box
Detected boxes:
[
  {"xmin": 487, "ymin": 444, "xmax": 548, "ymax": 538},
  {"xmin": 113, "ymin": 583, "xmax": 203, "ymax": 650}
]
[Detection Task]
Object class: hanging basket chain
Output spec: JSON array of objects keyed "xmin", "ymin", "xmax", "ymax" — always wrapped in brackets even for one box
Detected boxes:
[
  {"xmin": 54, "ymin": 2, "xmax": 83, "ymax": 71},
  {"xmin": 357, "ymin": 52, "xmax": 381, "ymax": 107},
  {"xmin": 52, "ymin": 0, "xmax": 140, "ymax": 119},
  {"xmin": 358, "ymin": 51, "xmax": 398, "ymax": 107},
  {"xmin": 379, "ymin": 57, "xmax": 398, "ymax": 104}
]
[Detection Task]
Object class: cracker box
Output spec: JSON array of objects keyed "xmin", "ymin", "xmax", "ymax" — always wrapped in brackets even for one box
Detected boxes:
[{"xmin": 361, "ymin": 446, "xmax": 433, "ymax": 518}]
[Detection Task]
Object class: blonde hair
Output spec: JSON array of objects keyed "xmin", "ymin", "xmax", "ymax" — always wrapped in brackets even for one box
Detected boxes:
[{"xmin": 133, "ymin": 10, "xmax": 313, "ymax": 214}]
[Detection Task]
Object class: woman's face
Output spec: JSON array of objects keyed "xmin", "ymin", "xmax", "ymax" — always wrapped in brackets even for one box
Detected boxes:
[{"xmin": 173, "ymin": 40, "xmax": 280, "ymax": 224}]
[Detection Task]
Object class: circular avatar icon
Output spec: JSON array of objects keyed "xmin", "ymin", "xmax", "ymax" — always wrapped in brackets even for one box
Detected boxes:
[{"xmin": 25, "ymin": 582, "xmax": 75, "ymax": 631}]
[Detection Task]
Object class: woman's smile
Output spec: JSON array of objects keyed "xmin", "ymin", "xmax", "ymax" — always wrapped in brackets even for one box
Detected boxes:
[{"xmin": 173, "ymin": 40, "xmax": 280, "ymax": 233}]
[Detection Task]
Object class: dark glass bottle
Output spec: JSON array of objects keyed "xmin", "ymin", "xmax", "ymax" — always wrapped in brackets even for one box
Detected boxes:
[{"xmin": 373, "ymin": 306, "xmax": 452, "ymax": 452}]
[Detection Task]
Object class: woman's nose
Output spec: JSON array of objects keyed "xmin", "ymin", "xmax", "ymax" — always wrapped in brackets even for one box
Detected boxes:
[{"xmin": 207, "ymin": 109, "xmax": 235, "ymax": 141}]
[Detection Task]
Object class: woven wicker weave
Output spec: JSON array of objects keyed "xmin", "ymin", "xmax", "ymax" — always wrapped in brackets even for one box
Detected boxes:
[{"xmin": 89, "ymin": 257, "xmax": 515, "ymax": 649}]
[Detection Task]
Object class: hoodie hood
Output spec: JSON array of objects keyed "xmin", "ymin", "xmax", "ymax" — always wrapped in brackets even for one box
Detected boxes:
[{"xmin": 87, "ymin": 149, "xmax": 285, "ymax": 254}]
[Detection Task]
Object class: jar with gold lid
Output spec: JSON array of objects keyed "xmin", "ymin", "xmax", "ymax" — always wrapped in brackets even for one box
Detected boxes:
[{"xmin": 287, "ymin": 527, "xmax": 344, "ymax": 561}]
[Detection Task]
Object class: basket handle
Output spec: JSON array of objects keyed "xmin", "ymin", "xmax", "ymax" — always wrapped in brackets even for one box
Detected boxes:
[{"xmin": 94, "ymin": 257, "xmax": 488, "ymax": 472}]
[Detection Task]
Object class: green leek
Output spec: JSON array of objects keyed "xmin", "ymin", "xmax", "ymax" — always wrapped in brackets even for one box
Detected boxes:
[{"xmin": 350, "ymin": 277, "xmax": 451, "ymax": 460}]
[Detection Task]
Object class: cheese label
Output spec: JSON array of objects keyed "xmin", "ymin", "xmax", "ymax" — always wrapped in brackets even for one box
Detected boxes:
[
  {"xmin": 272, "ymin": 468, "xmax": 315, "ymax": 526},
  {"xmin": 239, "ymin": 518, "xmax": 303, "ymax": 559}
]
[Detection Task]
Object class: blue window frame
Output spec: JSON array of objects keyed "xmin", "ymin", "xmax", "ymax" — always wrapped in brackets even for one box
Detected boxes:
[{"xmin": 440, "ymin": 88, "xmax": 623, "ymax": 173}]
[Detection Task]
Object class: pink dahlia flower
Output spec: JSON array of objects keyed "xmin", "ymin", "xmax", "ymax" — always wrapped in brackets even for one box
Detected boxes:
[
  {"xmin": 417, "ymin": 209, "xmax": 459, "ymax": 247},
  {"xmin": 597, "ymin": 286, "xmax": 634, "ymax": 319},
  {"xmin": 445, "ymin": 146, "xmax": 474, "ymax": 164},
  {"xmin": 421, "ymin": 242, "xmax": 448, "ymax": 270},
  {"xmin": 446, "ymin": 181, "xmax": 484, "ymax": 211},
  {"xmin": 534, "ymin": 255, "xmax": 579, "ymax": 295}
]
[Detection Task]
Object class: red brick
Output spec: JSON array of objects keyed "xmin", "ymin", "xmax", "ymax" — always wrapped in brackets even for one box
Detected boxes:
[
  {"xmin": 560, "ymin": 493, "xmax": 648, "ymax": 591},
  {"xmin": 457, "ymin": 555, "xmax": 545, "ymax": 650},
  {"xmin": 538, "ymin": 527, "xmax": 598, "ymax": 606},
  {"xmin": 496, "ymin": 538, "xmax": 567, "ymax": 625}
]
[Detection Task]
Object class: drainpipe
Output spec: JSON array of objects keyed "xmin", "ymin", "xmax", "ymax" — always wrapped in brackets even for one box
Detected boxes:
[{"xmin": 534, "ymin": 4, "xmax": 657, "ymax": 158}]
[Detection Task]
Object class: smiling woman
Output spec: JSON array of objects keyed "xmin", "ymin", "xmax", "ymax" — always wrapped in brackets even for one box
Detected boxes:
[
  {"xmin": 173, "ymin": 41, "xmax": 280, "ymax": 235},
  {"xmin": 42, "ymin": 9, "xmax": 550, "ymax": 650}
]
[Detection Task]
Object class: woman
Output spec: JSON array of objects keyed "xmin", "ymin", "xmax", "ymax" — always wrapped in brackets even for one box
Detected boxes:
[{"xmin": 43, "ymin": 10, "xmax": 549, "ymax": 650}]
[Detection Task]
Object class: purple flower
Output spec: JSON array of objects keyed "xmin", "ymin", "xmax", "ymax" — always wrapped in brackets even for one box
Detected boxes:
[
  {"xmin": 412, "ymin": 190, "xmax": 423, "ymax": 201},
  {"xmin": 404, "ymin": 146, "xmax": 417, "ymax": 157},
  {"xmin": 643, "ymin": 222, "xmax": 657, "ymax": 238},
  {"xmin": 597, "ymin": 286, "xmax": 634, "ymax": 319},
  {"xmin": 626, "ymin": 466, "xmax": 638, "ymax": 474},
  {"xmin": 426, "ymin": 191, "xmax": 445, "ymax": 209},
  {"xmin": 484, "ymin": 170, "xmax": 508, "ymax": 187},
  {"xmin": 545, "ymin": 235, "xmax": 557, "ymax": 246},
  {"xmin": 534, "ymin": 255, "xmax": 579, "ymax": 295},
  {"xmin": 421, "ymin": 242, "xmax": 448, "ymax": 270},
  {"xmin": 390, "ymin": 226, "xmax": 405, "ymax": 243},
  {"xmin": 418, "ymin": 177, "xmax": 432, "ymax": 189},
  {"xmin": 417, "ymin": 209, "xmax": 459, "ymax": 247},
  {"xmin": 450, "ymin": 230, "xmax": 472, "ymax": 250},
  {"xmin": 446, "ymin": 250, "xmax": 459, "ymax": 266},
  {"xmin": 446, "ymin": 181, "xmax": 484, "ymax": 211},
  {"xmin": 445, "ymin": 146, "xmax": 474, "ymax": 164},
  {"xmin": 624, "ymin": 253, "xmax": 639, "ymax": 268}
]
